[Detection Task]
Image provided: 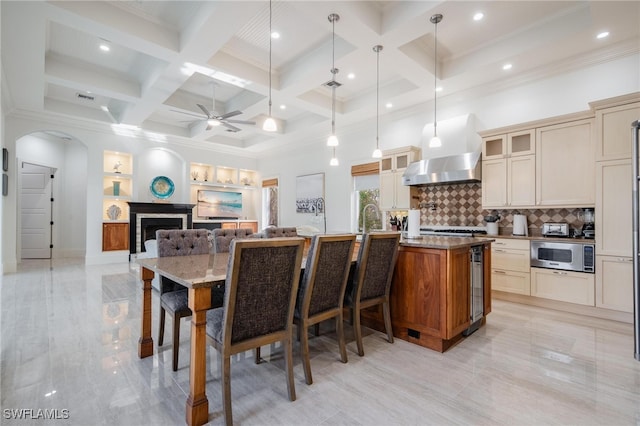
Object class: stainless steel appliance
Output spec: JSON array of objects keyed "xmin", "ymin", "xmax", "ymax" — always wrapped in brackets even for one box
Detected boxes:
[
  {"xmin": 531, "ymin": 240, "xmax": 594, "ymax": 273},
  {"xmin": 463, "ymin": 245, "xmax": 484, "ymax": 336},
  {"xmin": 579, "ymin": 208, "xmax": 595, "ymax": 239},
  {"xmin": 631, "ymin": 118, "xmax": 640, "ymax": 362},
  {"xmin": 541, "ymin": 222, "xmax": 570, "ymax": 237}
]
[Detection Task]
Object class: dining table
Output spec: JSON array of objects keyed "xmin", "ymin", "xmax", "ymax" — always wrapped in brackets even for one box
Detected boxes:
[{"xmin": 136, "ymin": 241, "xmax": 359, "ymax": 426}]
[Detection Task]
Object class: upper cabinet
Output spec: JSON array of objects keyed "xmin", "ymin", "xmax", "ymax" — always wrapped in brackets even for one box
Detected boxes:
[
  {"xmin": 536, "ymin": 118, "xmax": 595, "ymax": 207},
  {"xmin": 379, "ymin": 146, "xmax": 420, "ymax": 210},
  {"xmin": 481, "ymin": 130, "xmax": 535, "ymax": 208},
  {"xmin": 595, "ymin": 102, "xmax": 640, "ymax": 161}
]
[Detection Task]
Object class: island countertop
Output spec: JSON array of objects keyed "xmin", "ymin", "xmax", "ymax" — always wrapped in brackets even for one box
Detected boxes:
[{"xmin": 399, "ymin": 235, "xmax": 495, "ymax": 249}]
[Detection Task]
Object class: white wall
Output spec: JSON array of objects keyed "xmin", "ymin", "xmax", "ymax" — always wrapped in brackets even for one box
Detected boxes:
[{"xmin": 259, "ymin": 54, "xmax": 640, "ymax": 232}]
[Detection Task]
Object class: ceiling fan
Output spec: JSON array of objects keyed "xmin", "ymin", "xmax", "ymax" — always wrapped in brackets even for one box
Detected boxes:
[{"xmin": 174, "ymin": 84, "xmax": 256, "ymax": 132}]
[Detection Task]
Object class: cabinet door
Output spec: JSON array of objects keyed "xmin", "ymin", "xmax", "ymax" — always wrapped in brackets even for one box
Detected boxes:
[
  {"xmin": 379, "ymin": 172, "xmax": 396, "ymax": 210},
  {"xmin": 380, "ymin": 156, "xmax": 393, "ymax": 173},
  {"xmin": 481, "ymin": 159, "xmax": 507, "ymax": 208},
  {"xmin": 596, "ymin": 159, "xmax": 631, "ymax": 256},
  {"xmin": 221, "ymin": 222, "xmax": 237, "ymax": 229},
  {"xmin": 595, "ymin": 255, "xmax": 633, "ymax": 312},
  {"xmin": 446, "ymin": 247, "xmax": 471, "ymax": 339},
  {"xmin": 492, "ymin": 247, "xmax": 530, "ymax": 272},
  {"xmin": 394, "ymin": 173, "xmax": 411, "ymax": 209},
  {"xmin": 595, "ymin": 103, "xmax": 640, "ymax": 161},
  {"xmin": 531, "ymin": 267, "xmax": 595, "ymax": 306},
  {"xmin": 536, "ymin": 119, "xmax": 595, "ymax": 206},
  {"xmin": 507, "ymin": 129, "xmax": 535, "ymax": 157},
  {"xmin": 508, "ymin": 155, "xmax": 535, "ymax": 207},
  {"xmin": 492, "ymin": 270, "xmax": 531, "ymax": 295},
  {"xmin": 482, "ymin": 135, "xmax": 506, "ymax": 159},
  {"xmin": 102, "ymin": 223, "xmax": 129, "ymax": 251},
  {"xmin": 239, "ymin": 221, "xmax": 258, "ymax": 233}
]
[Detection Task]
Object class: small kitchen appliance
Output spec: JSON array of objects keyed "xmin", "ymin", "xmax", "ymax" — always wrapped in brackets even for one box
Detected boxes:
[
  {"xmin": 531, "ymin": 240, "xmax": 595, "ymax": 273},
  {"xmin": 580, "ymin": 208, "xmax": 595, "ymax": 239},
  {"xmin": 513, "ymin": 214, "xmax": 528, "ymax": 236},
  {"xmin": 542, "ymin": 222, "xmax": 570, "ymax": 237}
]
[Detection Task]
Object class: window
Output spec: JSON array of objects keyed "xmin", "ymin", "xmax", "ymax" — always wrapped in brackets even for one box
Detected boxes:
[{"xmin": 354, "ymin": 174, "xmax": 381, "ymax": 232}]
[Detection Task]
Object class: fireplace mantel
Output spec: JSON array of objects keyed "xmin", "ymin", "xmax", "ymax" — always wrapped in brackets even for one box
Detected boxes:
[{"xmin": 127, "ymin": 202, "xmax": 195, "ymax": 256}]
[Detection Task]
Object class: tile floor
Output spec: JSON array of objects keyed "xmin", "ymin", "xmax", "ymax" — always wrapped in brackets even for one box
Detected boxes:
[{"xmin": 2, "ymin": 258, "xmax": 640, "ymax": 425}]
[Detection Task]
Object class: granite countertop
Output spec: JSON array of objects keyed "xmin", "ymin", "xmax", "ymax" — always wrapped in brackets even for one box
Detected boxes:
[{"xmin": 400, "ymin": 236, "xmax": 495, "ymax": 250}]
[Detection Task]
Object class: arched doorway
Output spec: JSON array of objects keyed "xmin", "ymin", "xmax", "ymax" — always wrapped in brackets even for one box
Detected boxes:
[{"xmin": 16, "ymin": 131, "xmax": 88, "ymax": 260}]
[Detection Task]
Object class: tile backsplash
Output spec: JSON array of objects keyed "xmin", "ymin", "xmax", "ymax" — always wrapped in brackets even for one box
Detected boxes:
[{"xmin": 414, "ymin": 182, "xmax": 591, "ymax": 232}]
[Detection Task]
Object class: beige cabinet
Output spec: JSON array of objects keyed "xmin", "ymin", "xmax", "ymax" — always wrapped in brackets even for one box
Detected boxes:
[
  {"xmin": 536, "ymin": 119, "xmax": 595, "ymax": 206},
  {"xmin": 531, "ymin": 267, "xmax": 595, "ymax": 306},
  {"xmin": 595, "ymin": 255, "xmax": 633, "ymax": 313},
  {"xmin": 595, "ymin": 102, "xmax": 640, "ymax": 161},
  {"xmin": 596, "ymin": 159, "xmax": 631, "ymax": 256},
  {"xmin": 379, "ymin": 147, "xmax": 420, "ymax": 210},
  {"xmin": 491, "ymin": 238, "xmax": 531, "ymax": 295},
  {"xmin": 482, "ymin": 130, "xmax": 535, "ymax": 208}
]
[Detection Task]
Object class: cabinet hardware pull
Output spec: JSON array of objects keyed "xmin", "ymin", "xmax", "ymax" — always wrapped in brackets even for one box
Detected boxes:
[
  {"xmin": 552, "ymin": 271, "xmax": 567, "ymax": 275},
  {"xmin": 495, "ymin": 249, "xmax": 506, "ymax": 252},
  {"xmin": 493, "ymin": 270, "xmax": 507, "ymax": 274}
]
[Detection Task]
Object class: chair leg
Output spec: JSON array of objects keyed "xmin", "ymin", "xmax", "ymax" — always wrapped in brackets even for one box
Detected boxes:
[
  {"xmin": 354, "ymin": 307, "xmax": 364, "ymax": 357},
  {"xmin": 254, "ymin": 347, "xmax": 261, "ymax": 364},
  {"xmin": 172, "ymin": 314, "xmax": 180, "ymax": 371},
  {"xmin": 300, "ymin": 321, "xmax": 312, "ymax": 385},
  {"xmin": 284, "ymin": 335, "xmax": 297, "ymax": 401},
  {"xmin": 158, "ymin": 307, "xmax": 166, "ymax": 346},
  {"xmin": 221, "ymin": 355, "xmax": 233, "ymax": 426},
  {"xmin": 382, "ymin": 301, "xmax": 394, "ymax": 344},
  {"xmin": 313, "ymin": 323, "xmax": 320, "ymax": 336},
  {"xmin": 336, "ymin": 315, "xmax": 348, "ymax": 363}
]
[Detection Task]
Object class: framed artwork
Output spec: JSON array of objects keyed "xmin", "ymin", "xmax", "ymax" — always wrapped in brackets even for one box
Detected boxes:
[
  {"xmin": 296, "ymin": 173, "xmax": 324, "ymax": 214},
  {"xmin": 2, "ymin": 173, "xmax": 7, "ymax": 196},
  {"xmin": 2, "ymin": 148, "xmax": 7, "ymax": 171}
]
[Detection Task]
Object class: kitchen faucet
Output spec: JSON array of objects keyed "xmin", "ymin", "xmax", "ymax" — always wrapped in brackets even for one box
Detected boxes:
[{"xmin": 362, "ymin": 203, "xmax": 380, "ymax": 235}]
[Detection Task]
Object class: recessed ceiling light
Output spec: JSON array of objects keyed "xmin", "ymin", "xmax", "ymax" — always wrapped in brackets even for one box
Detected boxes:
[
  {"xmin": 347, "ymin": 73, "xmax": 355, "ymax": 79},
  {"xmin": 279, "ymin": 104, "xmax": 286, "ymax": 109},
  {"xmin": 502, "ymin": 63, "xmax": 513, "ymax": 70},
  {"xmin": 385, "ymin": 102, "xmax": 393, "ymax": 108},
  {"xmin": 99, "ymin": 40, "xmax": 111, "ymax": 52},
  {"xmin": 271, "ymin": 31, "xmax": 280, "ymax": 39},
  {"xmin": 473, "ymin": 12, "xmax": 484, "ymax": 21},
  {"xmin": 596, "ymin": 31, "xmax": 609, "ymax": 39},
  {"xmin": 435, "ymin": 86, "xmax": 443, "ymax": 92},
  {"xmin": 101, "ymin": 105, "xmax": 109, "ymax": 112}
]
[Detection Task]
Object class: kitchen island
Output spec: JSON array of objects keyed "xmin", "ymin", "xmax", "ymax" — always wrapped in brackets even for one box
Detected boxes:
[{"xmin": 362, "ymin": 236, "xmax": 493, "ymax": 352}]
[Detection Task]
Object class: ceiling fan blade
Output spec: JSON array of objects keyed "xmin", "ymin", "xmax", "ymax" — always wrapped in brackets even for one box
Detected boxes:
[
  {"xmin": 219, "ymin": 110, "xmax": 242, "ymax": 120},
  {"xmin": 197, "ymin": 104, "xmax": 212, "ymax": 118},
  {"xmin": 222, "ymin": 122, "xmax": 242, "ymax": 132},
  {"xmin": 225, "ymin": 119, "xmax": 256, "ymax": 125},
  {"xmin": 170, "ymin": 109, "xmax": 207, "ymax": 119}
]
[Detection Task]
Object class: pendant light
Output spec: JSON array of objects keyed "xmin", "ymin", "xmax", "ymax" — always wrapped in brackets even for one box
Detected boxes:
[
  {"xmin": 372, "ymin": 45, "xmax": 383, "ymax": 159},
  {"xmin": 429, "ymin": 14, "xmax": 443, "ymax": 148},
  {"xmin": 327, "ymin": 13, "xmax": 340, "ymax": 148},
  {"xmin": 263, "ymin": 0, "xmax": 277, "ymax": 132}
]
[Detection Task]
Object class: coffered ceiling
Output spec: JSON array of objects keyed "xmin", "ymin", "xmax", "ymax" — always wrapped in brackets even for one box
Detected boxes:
[{"xmin": 2, "ymin": 1, "xmax": 638, "ymax": 154}]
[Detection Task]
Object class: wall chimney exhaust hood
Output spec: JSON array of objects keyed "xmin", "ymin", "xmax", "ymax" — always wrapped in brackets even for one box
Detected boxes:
[{"xmin": 402, "ymin": 151, "xmax": 481, "ymax": 186}]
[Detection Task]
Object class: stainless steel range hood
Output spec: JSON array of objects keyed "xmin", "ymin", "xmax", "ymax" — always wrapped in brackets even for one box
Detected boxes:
[{"xmin": 402, "ymin": 151, "xmax": 482, "ymax": 186}]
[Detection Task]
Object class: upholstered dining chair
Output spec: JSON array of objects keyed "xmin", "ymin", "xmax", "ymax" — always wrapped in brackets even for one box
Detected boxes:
[
  {"xmin": 205, "ymin": 237, "xmax": 304, "ymax": 426},
  {"xmin": 344, "ymin": 232, "xmax": 400, "ymax": 356},
  {"xmin": 212, "ymin": 228, "xmax": 254, "ymax": 253},
  {"xmin": 294, "ymin": 234, "xmax": 356, "ymax": 385},
  {"xmin": 156, "ymin": 228, "xmax": 215, "ymax": 371},
  {"xmin": 263, "ymin": 226, "xmax": 298, "ymax": 238}
]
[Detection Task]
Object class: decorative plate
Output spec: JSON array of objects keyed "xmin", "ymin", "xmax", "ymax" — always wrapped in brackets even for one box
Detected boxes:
[{"xmin": 150, "ymin": 176, "xmax": 175, "ymax": 199}]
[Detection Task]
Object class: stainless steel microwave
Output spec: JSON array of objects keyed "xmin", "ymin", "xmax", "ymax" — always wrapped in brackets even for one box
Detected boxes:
[{"xmin": 530, "ymin": 240, "xmax": 595, "ymax": 273}]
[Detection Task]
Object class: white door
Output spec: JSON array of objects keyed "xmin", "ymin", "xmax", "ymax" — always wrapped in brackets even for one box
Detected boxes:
[{"xmin": 21, "ymin": 162, "xmax": 53, "ymax": 259}]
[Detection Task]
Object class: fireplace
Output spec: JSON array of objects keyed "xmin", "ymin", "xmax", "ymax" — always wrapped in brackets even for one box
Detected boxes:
[{"xmin": 128, "ymin": 202, "xmax": 195, "ymax": 257}]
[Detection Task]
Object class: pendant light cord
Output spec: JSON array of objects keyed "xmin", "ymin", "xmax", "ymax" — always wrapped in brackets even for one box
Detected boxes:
[
  {"xmin": 376, "ymin": 47, "xmax": 380, "ymax": 149},
  {"xmin": 268, "ymin": 0, "xmax": 273, "ymax": 117},
  {"xmin": 331, "ymin": 16, "xmax": 336, "ymax": 135},
  {"xmin": 433, "ymin": 17, "xmax": 438, "ymax": 138}
]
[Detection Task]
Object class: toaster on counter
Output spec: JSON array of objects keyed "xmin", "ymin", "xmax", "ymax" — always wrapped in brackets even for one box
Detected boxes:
[{"xmin": 541, "ymin": 222, "xmax": 570, "ymax": 237}]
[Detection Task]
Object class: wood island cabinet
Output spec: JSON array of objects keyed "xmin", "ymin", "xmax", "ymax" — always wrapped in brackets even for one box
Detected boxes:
[{"xmin": 368, "ymin": 242, "xmax": 492, "ymax": 352}]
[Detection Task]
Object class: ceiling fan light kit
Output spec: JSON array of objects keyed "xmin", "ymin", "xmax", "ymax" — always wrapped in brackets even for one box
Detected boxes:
[
  {"xmin": 264, "ymin": 0, "xmax": 277, "ymax": 132},
  {"xmin": 429, "ymin": 13, "xmax": 443, "ymax": 149}
]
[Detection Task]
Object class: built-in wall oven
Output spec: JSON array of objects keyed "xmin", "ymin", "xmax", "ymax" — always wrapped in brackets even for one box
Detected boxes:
[{"xmin": 530, "ymin": 240, "xmax": 595, "ymax": 273}]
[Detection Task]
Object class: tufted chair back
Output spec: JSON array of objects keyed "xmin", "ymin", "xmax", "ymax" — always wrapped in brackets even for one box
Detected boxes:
[
  {"xmin": 156, "ymin": 229, "xmax": 210, "ymax": 257},
  {"xmin": 212, "ymin": 228, "xmax": 254, "ymax": 253},
  {"xmin": 264, "ymin": 226, "xmax": 298, "ymax": 238}
]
